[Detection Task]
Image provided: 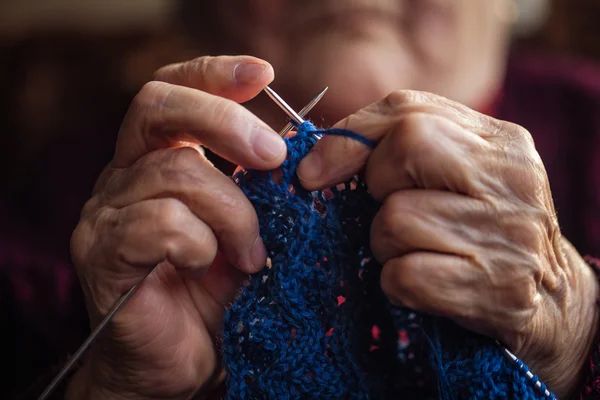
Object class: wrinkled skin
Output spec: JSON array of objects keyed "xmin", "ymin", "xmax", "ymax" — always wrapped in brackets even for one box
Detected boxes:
[
  {"xmin": 67, "ymin": 1, "xmax": 599, "ymax": 399},
  {"xmin": 68, "ymin": 56, "xmax": 598, "ymax": 400},
  {"xmin": 68, "ymin": 56, "xmax": 284, "ymax": 399},
  {"xmin": 297, "ymin": 90, "xmax": 599, "ymax": 397}
]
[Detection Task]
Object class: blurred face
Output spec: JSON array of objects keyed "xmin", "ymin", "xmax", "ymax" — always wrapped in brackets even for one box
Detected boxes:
[{"xmin": 213, "ymin": 0, "xmax": 513, "ymax": 123}]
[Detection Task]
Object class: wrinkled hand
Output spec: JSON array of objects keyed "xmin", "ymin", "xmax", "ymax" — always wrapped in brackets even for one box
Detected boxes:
[
  {"xmin": 297, "ymin": 90, "xmax": 599, "ymax": 398},
  {"xmin": 68, "ymin": 56, "xmax": 286, "ymax": 399}
]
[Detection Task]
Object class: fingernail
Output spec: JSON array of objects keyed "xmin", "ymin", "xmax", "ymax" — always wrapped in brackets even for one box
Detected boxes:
[
  {"xmin": 251, "ymin": 236, "xmax": 267, "ymax": 269},
  {"xmin": 297, "ymin": 150, "xmax": 323, "ymax": 182},
  {"xmin": 233, "ymin": 63, "xmax": 267, "ymax": 84},
  {"xmin": 252, "ymin": 128, "xmax": 286, "ymax": 162}
]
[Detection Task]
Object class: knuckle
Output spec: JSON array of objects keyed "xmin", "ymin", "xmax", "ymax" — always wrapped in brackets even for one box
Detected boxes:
[
  {"xmin": 80, "ymin": 195, "xmax": 101, "ymax": 217},
  {"xmin": 500, "ymin": 121, "xmax": 534, "ymax": 146},
  {"xmin": 138, "ymin": 81, "xmax": 166, "ymax": 100},
  {"xmin": 160, "ymin": 148, "xmax": 205, "ymax": 193},
  {"xmin": 508, "ymin": 274, "xmax": 539, "ymax": 313},
  {"xmin": 70, "ymin": 205, "xmax": 114, "ymax": 270},
  {"xmin": 70, "ymin": 220, "xmax": 94, "ymax": 269},
  {"xmin": 498, "ymin": 144, "xmax": 549, "ymax": 205},
  {"xmin": 133, "ymin": 81, "xmax": 171, "ymax": 110},
  {"xmin": 150, "ymin": 200, "xmax": 202, "ymax": 259},
  {"xmin": 166, "ymin": 146, "xmax": 204, "ymax": 173},
  {"xmin": 514, "ymin": 124, "xmax": 533, "ymax": 143},
  {"xmin": 382, "ymin": 90, "xmax": 419, "ymax": 111},
  {"xmin": 170, "ymin": 145, "xmax": 202, "ymax": 166},
  {"xmin": 516, "ymin": 287, "xmax": 537, "ymax": 312},
  {"xmin": 153, "ymin": 62, "xmax": 177, "ymax": 81},
  {"xmin": 189, "ymin": 56, "xmax": 214, "ymax": 77},
  {"xmin": 155, "ymin": 198, "xmax": 190, "ymax": 230},
  {"xmin": 380, "ymin": 90, "xmax": 440, "ymax": 114}
]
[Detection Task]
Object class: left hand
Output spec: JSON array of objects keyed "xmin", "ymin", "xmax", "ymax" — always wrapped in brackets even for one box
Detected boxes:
[{"xmin": 297, "ymin": 90, "xmax": 599, "ymax": 398}]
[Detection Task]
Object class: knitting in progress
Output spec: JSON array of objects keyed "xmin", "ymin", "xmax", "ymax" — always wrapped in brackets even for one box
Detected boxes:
[{"xmin": 222, "ymin": 121, "xmax": 555, "ymax": 399}]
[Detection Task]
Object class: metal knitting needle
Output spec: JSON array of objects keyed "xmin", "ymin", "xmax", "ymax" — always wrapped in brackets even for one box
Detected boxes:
[
  {"xmin": 278, "ymin": 87, "xmax": 328, "ymax": 137},
  {"xmin": 266, "ymin": 86, "xmax": 554, "ymax": 397},
  {"xmin": 264, "ymin": 86, "xmax": 367, "ymax": 184},
  {"xmin": 264, "ymin": 86, "xmax": 305, "ymax": 127},
  {"xmin": 38, "ymin": 268, "xmax": 153, "ymax": 400},
  {"xmin": 499, "ymin": 342, "xmax": 553, "ymax": 398},
  {"xmin": 39, "ymin": 87, "xmax": 328, "ymax": 400}
]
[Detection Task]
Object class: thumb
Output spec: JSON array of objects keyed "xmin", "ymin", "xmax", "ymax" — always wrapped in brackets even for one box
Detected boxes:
[{"xmin": 297, "ymin": 103, "xmax": 395, "ymax": 190}]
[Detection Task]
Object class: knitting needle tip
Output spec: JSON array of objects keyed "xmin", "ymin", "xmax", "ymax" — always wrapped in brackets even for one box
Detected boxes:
[
  {"xmin": 278, "ymin": 86, "xmax": 328, "ymax": 137},
  {"xmin": 264, "ymin": 86, "xmax": 305, "ymax": 127}
]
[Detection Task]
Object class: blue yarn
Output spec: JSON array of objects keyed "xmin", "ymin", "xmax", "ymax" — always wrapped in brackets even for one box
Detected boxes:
[
  {"xmin": 222, "ymin": 121, "xmax": 556, "ymax": 399},
  {"xmin": 309, "ymin": 127, "xmax": 378, "ymax": 148}
]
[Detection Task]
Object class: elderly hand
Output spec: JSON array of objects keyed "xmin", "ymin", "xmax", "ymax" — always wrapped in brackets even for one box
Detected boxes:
[
  {"xmin": 67, "ymin": 56, "xmax": 286, "ymax": 399},
  {"xmin": 297, "ymin": 90, "xmax": 599, "ymax": 398}
]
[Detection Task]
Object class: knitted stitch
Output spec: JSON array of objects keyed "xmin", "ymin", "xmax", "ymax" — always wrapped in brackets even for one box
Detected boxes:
[{"xmin": 222, "ymin": 121, "xmax": 555, "ymax": 399}]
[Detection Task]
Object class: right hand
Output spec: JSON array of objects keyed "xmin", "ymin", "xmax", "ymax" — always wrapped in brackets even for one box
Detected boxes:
[{"xmin": 67, "ymin": 55, "xmax": 287, "ymax": 399}]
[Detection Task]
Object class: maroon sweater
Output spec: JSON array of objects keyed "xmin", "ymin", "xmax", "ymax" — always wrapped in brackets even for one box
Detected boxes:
[{"xmin": 3, "ymin": 49, "xmax": 600, "ymax": 398}]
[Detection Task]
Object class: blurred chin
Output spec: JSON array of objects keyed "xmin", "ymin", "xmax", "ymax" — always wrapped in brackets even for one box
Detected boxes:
[{"xmin": 282, "ymin": 32, "xmax": 415, "ymax": 125}]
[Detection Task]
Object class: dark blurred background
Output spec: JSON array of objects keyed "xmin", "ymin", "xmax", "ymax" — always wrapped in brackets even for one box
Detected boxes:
[
  {"xmin": 0, "ymin": 1, "xmax": 198, "ymax": 223},
  {"xmin": 1, "ymin": 0, "xmax": 600, "ymax": 396},
  {"xmin": 0, "ymin": 2, "xmax": 201, "ymax": 396}
]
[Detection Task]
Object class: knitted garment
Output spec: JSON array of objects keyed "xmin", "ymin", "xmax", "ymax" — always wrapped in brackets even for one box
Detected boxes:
[{"xmin": 223, "ymin": 121, "xmax": 554, "ymax": 400}]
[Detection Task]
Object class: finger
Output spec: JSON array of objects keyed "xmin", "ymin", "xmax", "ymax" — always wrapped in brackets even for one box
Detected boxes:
[
  {"xmin": 184, "ymin": 252, "xmax": 249, "ymax": 335},
  {"xmin": 364, "ymin": 114, "xmax": 490, "ymax": 201},
  {"xmin": 380, "ymin": 252, "xmax": 538, "ymax": 339},
  {"xmin": 154, "ymin": 55, "xmax": 274, "ymax": 103},
  {"xmin": 103, "ymin": 198, "xmax": 217, "ymax": 274},
  {"xmin": 105, "ymin": 147, "xmax": 267, "ymax": 274},
  {"xmin": 370, "ymin": 190, "xmax": 480, "ymax": 264},
  {"xmin": 380, "ymin": 252, "xmax": 484, "ymax": 326},
  {"xmin": 296, "ymin": 98, "xmax": 396, "ymax": 189},
  {"xmin": 113, "ymin": 81, "xmax": 285, "ymax": 169},
  {"xmin": 71, "ymin": 197, "xmax": 219, "ymax": 308},
  {"xmin": 297, "ymin": 90, "xmax": 495, "ymax": 191}
]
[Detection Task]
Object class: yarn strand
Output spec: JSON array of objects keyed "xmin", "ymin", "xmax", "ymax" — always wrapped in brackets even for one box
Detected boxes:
[{"xmin": 222, "ymin": 120, "xmax": 556, "ymax": 399}]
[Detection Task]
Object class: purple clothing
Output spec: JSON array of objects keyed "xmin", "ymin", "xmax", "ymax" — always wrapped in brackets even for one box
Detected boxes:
[
  {"xmin": 498, "ymin": 51, "xmax": 600, "ymax": 256},
  {"xmin": 3, "ymin": 48, "xmax": 600, "ymax": 398}
]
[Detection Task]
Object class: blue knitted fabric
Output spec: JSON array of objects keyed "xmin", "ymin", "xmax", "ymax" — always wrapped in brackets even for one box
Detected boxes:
[{"xmin": 222, "ymin": 121, "xmax": 555, "ymax": 400}]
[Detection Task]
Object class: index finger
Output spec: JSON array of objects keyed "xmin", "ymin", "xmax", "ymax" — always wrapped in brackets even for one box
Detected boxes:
[
  {"xmin": 296, "ymin": 90, "xmax": 497, "ymax": 191},
  {"xmin": 154, "ymin": 55, "xmax": 274, "ymax": 103},
  {"xmin": 113, "ymin": 56, "xmax": 286, "ymax": 169}
]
